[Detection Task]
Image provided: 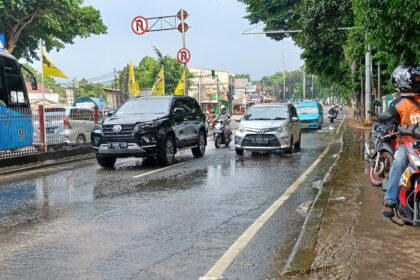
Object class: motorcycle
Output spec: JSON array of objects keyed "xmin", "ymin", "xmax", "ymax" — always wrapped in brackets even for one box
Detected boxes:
[
  {"xmin": 364, "ymin": 112, "xmax": 398, "ymax": 188},
  {"xmin": 328, "ymin": 109, "xmax": 338, "ymax": 123},
  {"xmin": 213, "ymin": 119, "xmax": 231, "ymax": 148},
  {"xmin": 392, "ymin": 124, "xmax": 420, "ymax": 225}
]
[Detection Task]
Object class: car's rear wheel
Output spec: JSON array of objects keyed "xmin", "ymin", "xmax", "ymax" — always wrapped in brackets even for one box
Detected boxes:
[
  {"xmin": 96, "ymin": 154, "xmax": 116, "ymax": 168},
  {"xmin": 192, "ymin": 131, "xmax": 206, "ymax": 158},
  {"xmin": 235, "ymin": 148, "xmax": 244, "ymax": 156},
  {"xmin": 294, "ymin": 133, "xmax": 301, "ymax": 150},
  {"xmin": 158, "ymin": 135, "xmax": 176, "ymax": 166}
]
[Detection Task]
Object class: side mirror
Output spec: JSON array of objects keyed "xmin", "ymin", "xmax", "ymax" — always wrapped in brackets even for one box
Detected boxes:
[
  {"xmin": 173, "ymin": 107, "xmax": 186, "ymax": 114},
  {"xmin": 30, "ymin": 77, "xmax": 38, "ymax": 90},
  {"xmin": 107, "ymin": 110, "xmax": 115, "ymax": 117},
  {"xmin": 291, "ymin": 116, "xmax": 299, "ymax": 122},
  {"xmin": 235, "ymin": 118, "xmax": 242, "ymax": 123}
]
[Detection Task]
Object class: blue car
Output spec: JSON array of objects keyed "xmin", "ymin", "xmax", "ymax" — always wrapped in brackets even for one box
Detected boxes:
[{"xmin": 296, "ymin": 101, "xmax": 323, "ymax": 129}]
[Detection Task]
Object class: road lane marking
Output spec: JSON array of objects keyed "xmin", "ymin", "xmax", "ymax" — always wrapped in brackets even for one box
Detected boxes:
[
  {"xmin": 200, "ymin": 116, "xmax": 346, "ymax": 280},
  {"xmin": 132, "ymin": 162, "xmax": 185, "ymax": 179}
]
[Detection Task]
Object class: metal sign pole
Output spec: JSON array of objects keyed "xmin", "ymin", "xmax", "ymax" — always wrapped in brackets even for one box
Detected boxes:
[{"xmin": 181, "ymin": 9, "xmax": 187, "ymax": 96}]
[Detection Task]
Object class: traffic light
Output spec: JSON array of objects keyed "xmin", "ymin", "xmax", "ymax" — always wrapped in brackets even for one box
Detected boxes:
[{"xmin": 211, "ymin": 70, "xmax": 216, "ymax": 79}]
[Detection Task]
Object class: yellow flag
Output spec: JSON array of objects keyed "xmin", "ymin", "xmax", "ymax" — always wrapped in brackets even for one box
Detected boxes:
[
  {"xmin": 41, "ymin": 48, "xmax": 67, "ymax": 79},
  {"xmin": 174, "ymin": 69, "xmax": 185, "ymax": 95},
  {"xmin": 150, "ymin": 66, "xmax": 165, "ymax": 96},
  {"xmin": 128, "ymin": 62, "xmax": 140, "ymax": 97}
]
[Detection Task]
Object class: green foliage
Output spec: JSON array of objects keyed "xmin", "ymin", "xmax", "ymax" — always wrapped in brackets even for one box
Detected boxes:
[
  {"xmin": 116, "ymin": 48, "xmax": 189, "ymax": 95},
  {"xmin": 76, "ymin": 79, "xmax": 105, "ymax": 98},
  {"xmin": 235, "ymin": 73, "xmax": 251, "ymax": 80},
  {"xmin": 264, "ymin": 69, "xmax": 332, "ymax": 101},
  {"xmin": 0, "ymin": 0, "xmax": 107, "ymax": 61}
]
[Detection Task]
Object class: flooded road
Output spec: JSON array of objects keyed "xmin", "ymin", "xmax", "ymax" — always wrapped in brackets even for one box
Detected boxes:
[{"xmin": 0, "ymin": 111, "xmax": 344, "ymax": 280}]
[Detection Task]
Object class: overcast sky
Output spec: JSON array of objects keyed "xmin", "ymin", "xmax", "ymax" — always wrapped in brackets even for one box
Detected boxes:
[{"xmin": 32, "ymin": 0, "xmax": 303, "ymax": 82}]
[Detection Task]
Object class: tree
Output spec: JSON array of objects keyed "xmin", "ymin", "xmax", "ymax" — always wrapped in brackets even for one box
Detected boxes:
[
  {"xmin": 235, "ymin": 74, "xmax": 251, "ymax": 80},
  {"xmin": 116, "ymin": 48, "xmax": 189, "ymax": 95},
  {"xmin": 0, "ymin": 0, "xmax": 107, "ymax": 61}
]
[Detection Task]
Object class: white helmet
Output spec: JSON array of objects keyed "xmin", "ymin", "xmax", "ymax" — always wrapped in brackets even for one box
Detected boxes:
[{"xmin": 220, "ymin": 105, "xmax": 226, "ymax": 110}]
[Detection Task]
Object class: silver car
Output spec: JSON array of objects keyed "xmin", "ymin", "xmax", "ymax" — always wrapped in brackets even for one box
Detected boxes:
[{"xmin": 234, "ymin": 103, "xmax": 302, "ymax": 155}]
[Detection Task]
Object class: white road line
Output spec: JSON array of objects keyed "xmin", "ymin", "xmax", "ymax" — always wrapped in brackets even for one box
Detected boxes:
[
  {"xmin": 199, "ymin": 116, "xmax": 346, "ymax": 280},
  {"xmin": 132, "ymin": 162, "xmax": 185, "ymax": 179}
]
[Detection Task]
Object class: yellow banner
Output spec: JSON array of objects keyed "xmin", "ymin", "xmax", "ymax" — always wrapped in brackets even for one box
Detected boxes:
[
  {"xmin": 150, "ymin": 66, "xmax": 165, "ymax": 96},
  {"xmin": 174, "ymin": 69, "xmax": 185, "ymax": 95},
  {"xmin": 41, "ymin": 48, "xmax": 67, "ymax": 79},
  {"xmin": 128, "ymin": 62, "xmax": 140, "ymax": 97}
]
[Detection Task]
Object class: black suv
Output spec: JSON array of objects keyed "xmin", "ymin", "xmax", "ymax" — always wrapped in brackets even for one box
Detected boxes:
[{"xmin": 91, "ymin": 96, "xmax": 207, "ymax": 168}]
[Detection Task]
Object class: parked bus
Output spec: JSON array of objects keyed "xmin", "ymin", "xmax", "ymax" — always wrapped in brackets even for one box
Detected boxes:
[{"xmin": 0, "ymin": 49, "xmax": 37, "ymax": 151}]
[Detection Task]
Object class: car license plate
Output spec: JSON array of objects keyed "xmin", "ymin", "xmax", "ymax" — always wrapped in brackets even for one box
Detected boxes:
[
  {"xmin": 108, "ymin": 142, "xmax": 127, "ymax": 149},
  {"xmin": 46, "ymin": 127, "xmax": 55, "ymax": 134},
  {"xmin": 301, "ymin": 123, "xmax": 309, "ymax": 128},
  {"xmin": 252, "ymin": 136, "xmax": 268, "ymax": 144}
]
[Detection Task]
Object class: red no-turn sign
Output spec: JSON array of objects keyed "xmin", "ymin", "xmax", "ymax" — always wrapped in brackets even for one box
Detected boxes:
[
  {"xmin": 131, "ymin": 16, "xmax": 148, "ymax": 35},
  {"xmin": 177, "ymin": 48, "xmax": 191, "ymax": 64}
]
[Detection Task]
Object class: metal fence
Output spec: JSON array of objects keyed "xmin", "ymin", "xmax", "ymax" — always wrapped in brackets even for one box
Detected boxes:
[{"xmin": 0, "ymin": 105, "xmax": 97, "ymax": 159}]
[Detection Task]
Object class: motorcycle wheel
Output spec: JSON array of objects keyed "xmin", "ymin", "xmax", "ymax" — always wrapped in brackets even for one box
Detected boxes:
[
  {"xmin": 369, "ymin": 151, "xmax": 393, "ymax": 186},
  {"xmin": 215, "ymin": 135, "xmax": 221, "ymax": 148}
]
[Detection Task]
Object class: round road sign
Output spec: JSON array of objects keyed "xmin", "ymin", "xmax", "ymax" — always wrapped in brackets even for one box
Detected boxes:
[
  {"xmin": 131, "ymin": 16, "xmax": 148, "ymax": 35},
  {"xmin": 177, "ymin": 48, "xmax": 191, "ymax": 64}
]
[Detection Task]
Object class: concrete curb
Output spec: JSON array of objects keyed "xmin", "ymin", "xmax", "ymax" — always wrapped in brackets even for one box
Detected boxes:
[
  {"xmin": 0, "ymin": 149, "xmax": 95, "ymax": 177},
  {"xmin": 282, "ymin": 119, "xmax": 346, "ymax": 275}
]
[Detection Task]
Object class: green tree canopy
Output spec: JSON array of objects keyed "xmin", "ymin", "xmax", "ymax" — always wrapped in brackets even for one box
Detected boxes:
[
  {"xmin": 235, "ymin": 74, "xmax": 251, "ymax": 80},
  {"xmin": 0, "ymin": 0, "xmax": 107, "ymax": 61},
  {"xmin": 117, "ymin": 48, "xmax": 188, "ymax": 95}
]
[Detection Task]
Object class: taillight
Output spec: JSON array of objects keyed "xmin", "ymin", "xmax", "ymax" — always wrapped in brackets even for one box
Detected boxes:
[{"xmin": 64, "ymin": 117, "xmax": 71, "ymax": 128}]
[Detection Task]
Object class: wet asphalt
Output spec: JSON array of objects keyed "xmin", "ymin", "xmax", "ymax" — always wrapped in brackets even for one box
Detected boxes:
[{"xmin": 0, "ymin": 110, "xmax": 345, "ymax": 280}]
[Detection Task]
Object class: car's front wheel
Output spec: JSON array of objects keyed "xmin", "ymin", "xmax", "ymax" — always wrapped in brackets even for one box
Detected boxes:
[
  {"xmin": 235, "ymin": 148, "xmax": 244, "ymax": 156},
  {"xmin": 192, "ymin": 131, "xmax": 206, "ymax": 158},
  {"xmin": 158, "ymin": 134, "xmax": 176, "ymax": 166},
  {"xmin": 286, "ymin": 137, "xmax": 294, "ymax": 154},
  {"xmin": 294, "ymin": 132, "xmax": 301, "ymax": 150},
  {"xmin": 96, "ymin": 154, "xmax": 116, "ymax": 168}
]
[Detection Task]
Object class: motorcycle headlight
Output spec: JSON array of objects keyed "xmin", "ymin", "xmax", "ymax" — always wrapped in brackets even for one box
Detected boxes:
[
  {"xmin": 215, "ymin": 123, "xmax": 222, "ymax": 129},
  {"xmin": 408, "ymin": 154, "xmax": 420, "ymax": 168}
]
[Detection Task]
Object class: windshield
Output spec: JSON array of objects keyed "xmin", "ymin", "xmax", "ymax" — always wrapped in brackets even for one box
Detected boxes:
[
  {"xmin": 297, "ymin": 106, "xmax": 319, "ymax": 114},
  {"xmin": 116, "ymin": 98, "xmax": 170, "ymax": 115},
  {"xmin": 244, "ymin": 106, "xmax": 288, "ymax": 121}
]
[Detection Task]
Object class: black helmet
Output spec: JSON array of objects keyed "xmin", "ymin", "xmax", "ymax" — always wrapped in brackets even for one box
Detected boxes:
[{"xmin": 391, "ymin": 64, "xmax": 420, "ymax": 93}]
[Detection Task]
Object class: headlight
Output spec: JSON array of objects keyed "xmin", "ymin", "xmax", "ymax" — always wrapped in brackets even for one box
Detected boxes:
[
  {"xmin": 93, "ymin": 126, "xmax": 102, "ymax": 134},
  {"xmin": 238, "ymin": 124, "xmax": 246, "ymax": 133},
  {"xmin": 215, "ymin": 123, "xmax": 222, "ymax": 129},
  {"xmin": 409, "ymin": 154, "xmax": 420, "ymax": 168},
  {"xmin": 277, "ymin": 126, "xmax": 287, "ymax": 133},
  {"xmin": 136, "ymin": 121, "xmax": 159, "ymax": 130}
]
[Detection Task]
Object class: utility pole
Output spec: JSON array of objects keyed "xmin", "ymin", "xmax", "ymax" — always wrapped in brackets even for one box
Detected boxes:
[
  {"xmin": 303, "ymin": 70, "xmax": 306, "ymax": 101},
  {"xmin": 365, "ymin": 44, "xmax": 372, "ymax": 124},
  {"xmin": 311, "ymin": 74, "xmax": 314, "ymax": 100},
  {"xmin": 283, "ymin": 50, "xmax": 286, "ymax": 101}
]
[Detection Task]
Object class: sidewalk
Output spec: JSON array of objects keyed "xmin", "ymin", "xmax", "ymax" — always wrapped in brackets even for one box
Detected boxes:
[{"xmin": 285, "ymin": 117, "xmax": 420, "ymax": 279}]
